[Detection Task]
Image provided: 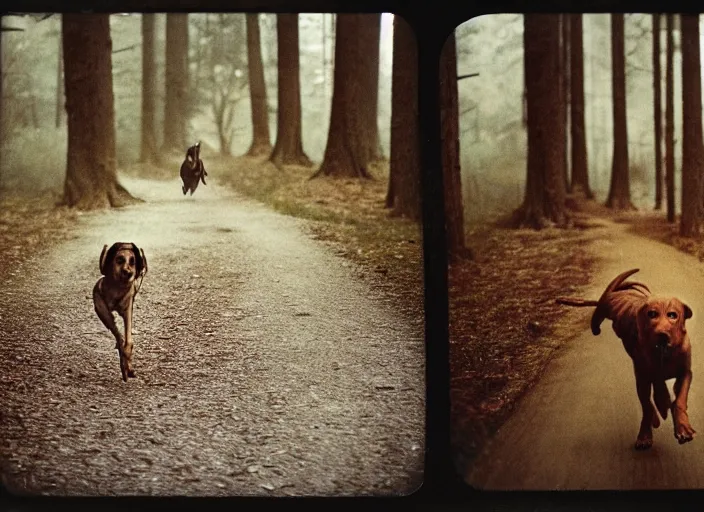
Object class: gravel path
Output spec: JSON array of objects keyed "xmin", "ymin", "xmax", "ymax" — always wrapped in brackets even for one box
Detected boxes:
[
  {"xmin": 466, "ymin": 218, "xmax": 704, "ymax": 490},
  {"xmin": 0, "ymin": 176, "xmax": 425, "ymax": 497}
]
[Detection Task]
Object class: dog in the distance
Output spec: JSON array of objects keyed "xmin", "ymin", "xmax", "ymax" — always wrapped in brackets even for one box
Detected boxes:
[
  {"xmin": 180, "ymin": 141, "xmax": 208, "ymax": 196},
  {"xmin": 556, "ymin": 269, "xmax": 695, "ymax": 450},
  {"xmin": 93, "ymin": 243, "xmax": 148, "ymax": 382}
]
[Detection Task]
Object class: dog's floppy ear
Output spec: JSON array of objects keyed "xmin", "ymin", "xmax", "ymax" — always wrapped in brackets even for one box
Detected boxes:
[
  {"xmin": 683, "ymin": 303, "xmax": 693, "ymax": 320},
  {"xmin": 100, "ymin": 243, "xmax": 121, "ymax": 276},
  {"xmin": 130, "ymin": 243, "xmax": 147, "ymax": 276},
  {"xmin": 99, "ymin": 244, "xmax": 109, "ymax": 275}
]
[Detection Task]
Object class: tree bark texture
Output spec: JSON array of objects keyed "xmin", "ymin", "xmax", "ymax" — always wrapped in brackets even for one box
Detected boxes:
[
  {"xmin": 245, "ymin": 13, "xmax": 272, "ymax": 157},
  {"xmin": 270, "ymin": 14, "xmax": 310, "ymax": 168},
  {"xmin": 653, "ymin": 14, "xmax": 663, "ymax": 210},
  {"xmin": 62, "ymin": 14, "xmax": 134, "ymax": 209},
  {"xmin": 559, "ymin": 14, "xmax": 570, "ymax": 193},
  {"xmin": 606, "ymin": 14, "xmax": 634, "ymax": 210},
  {"xmin": 163, "ymin": 13, "xmax": 189, "ymax": 152},
  {"xmin": 140, "ymin": 14, "xmax": 160, "ymax": 164},
  {"xmin": 359, "ymin": 13, "xmax": 383, "ymax": 162},
  {"xmin": 665, "ymin": 14, "xmax": 676, "ymax": 223},
  {"xmin": 679, "ymin": 14, "xmax": 703, "ymax": 237},
  {"xmin": 569, "ymin": 14, "xmax": 592, "ymax": 199},
  {"xmin": 389, "ymin": 15, "xmax": 421, "ymax": 221},
  {"xmin": 513, "ymin": 14, "xmax": 567, "ymax": 228},
  {"xmin": 56, "ymin": 30, "xmax": 64, "ymax": 128},
  {"xmin": 315, "ymin": 14, "xmax": 381, "ymax": 178},
  {"xmin": 440, "ymin": 32, "xmax": 469, "ymax": 258}
]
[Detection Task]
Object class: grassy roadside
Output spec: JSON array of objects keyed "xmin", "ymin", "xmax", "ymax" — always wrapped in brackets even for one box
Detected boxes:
[
  {"xmin": 196, "ymin": 155, "xmax": 608, "ymax": 479},
  {"xmin": 0, "ymin": 190, "xmax": 80, "ymax": 282},
  {"xmin": 212, "ymin": 155, "xmax": 426, "ymax": 321},
  {"xmin": 142, "ymin": 155, "xmax": 607, "ymax": 479},
  {"xmin": 449, "ymin": 213, "xmax": 602, "ymax": 478},
  {"xmin": 8, "ymin": 155, "xmax": 704, "ymax": 485}
]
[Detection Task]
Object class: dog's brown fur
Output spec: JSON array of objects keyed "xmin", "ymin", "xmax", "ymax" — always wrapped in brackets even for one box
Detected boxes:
[
  {"xmin": 557, "ymin": 269, "xmax": 695, "ymax": 450},
  {"xmin": 93, "ymin": 242, "xmax": 147, "ymax": 382}
]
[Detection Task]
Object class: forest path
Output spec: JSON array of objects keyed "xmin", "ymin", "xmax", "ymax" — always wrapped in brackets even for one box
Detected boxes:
[
  {"xmin": 467, "ymin": 217, "xmax": 704, "ymax": 490},
  {"xmin": 0, "ymin": 176, "xmax": 425, "ymax": 496}
]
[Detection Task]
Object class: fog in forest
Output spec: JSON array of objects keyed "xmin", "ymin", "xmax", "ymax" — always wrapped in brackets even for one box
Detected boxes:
[
  {"xmin": 456, "ymin": 14, "xmax": 702, "ymax": 222},
  {"xmin": 4, "ymin": 13, "xmax": 697, "ymax": 225},
  {"xmin": 0, "ymin": 13, "xmax": 394, "ymax": 193}
]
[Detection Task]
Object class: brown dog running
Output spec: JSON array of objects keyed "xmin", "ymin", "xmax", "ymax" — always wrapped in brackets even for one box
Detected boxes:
[
  {"xmin": 556, "ymin": 268, "xmax": 695, "ymax": 450},
  {"xmin": 93, "ymin": 243, "xmax": 148, "ymax": 382}
]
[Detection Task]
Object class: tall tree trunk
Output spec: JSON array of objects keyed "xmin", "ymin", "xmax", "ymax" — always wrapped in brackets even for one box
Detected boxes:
[
  {"xmin": 359, "ymin": 13, "xmax": 383, "ymax": 162},
  {"xmin": 245, "ymin": 13, "xmax": 272, "ymax": 157},
  {"xmin": 679, "ymin": 14, "xmax": 703, "ymax": 237},
  {"xmin": 0, "ymin": 27, "xmax": 4, "ymax": 151},
  {"xmin": 653, "ymin": 14, "xmax": 664, "ymax": 210},
  {"xmin": 62, "ymin": 14, "xmax": 135, "ymax": 209},
  {"xmin": 569, "ymin": 14, "xmax": 592, "ymax": 198},
  {"xmin": 315, "ymin": 14, "xmax": 380, "ymax": 178},
  {"xmin": 512, "ymin": 14, "xmax": 567, "ymax": 229},
  {"xmin": 140, "ymin": 14, "xmax": 159, "ymax": 164},
  {"xmin": 388, "ymin": 15, "xmax": 420, "ymax": 221},
  {"xmin": 665, "ymin": 14, "xmax": 676, "ymax": 223},
  {"xmin": 270, "ymin": 14, "xmax": 311, "ymax": 168},
  {"xmin": 559, "ymin": 14, "xmax": 570, "ymax": 193},
  {"xmin": 440, "ymin": 33, "xmax": 470, "ymax": 260},
  {"xmin": 606, "ymin": 14, "xmax": 634, "ymax": 210},
  {"xmin": 55, "ymin": 30, "xmax": 64, "ymax": 128},
  {"xmin": 0, "ymin": 27, "xmax": 3, "ymax": 149},
  {"xmin": 163, "ymin": 13, "xmax": 189, "ymax": 152}
]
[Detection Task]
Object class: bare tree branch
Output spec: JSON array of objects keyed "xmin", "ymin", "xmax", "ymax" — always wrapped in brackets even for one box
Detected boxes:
[{"xmin": 113, "ymin": 43, "xmax": 140, "ymax": 54}]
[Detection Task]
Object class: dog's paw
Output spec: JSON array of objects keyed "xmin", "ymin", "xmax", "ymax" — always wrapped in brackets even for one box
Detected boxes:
[
  {"xmin": 673, "ymin": 406, "xmax": 696, "ymax": 444},
  {"xmin": 635, "ymin": 426, "xmax": 654, "ymax": 450},
  {"xmin": 675, "ymin": 421, "xmax": 696, "ymax": 444},
  {"xmin": 635, "ymin": 435, "xmax": 653, "ymax": 450}
]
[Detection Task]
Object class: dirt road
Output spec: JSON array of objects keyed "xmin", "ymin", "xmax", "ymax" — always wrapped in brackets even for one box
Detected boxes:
[
  {"xmin": 0, "ymin": 176, "xmax": 425, "ymax": 496},
  {"xmin": 467, "ymin": 218, "xmax": 704, "ymax": 490}
]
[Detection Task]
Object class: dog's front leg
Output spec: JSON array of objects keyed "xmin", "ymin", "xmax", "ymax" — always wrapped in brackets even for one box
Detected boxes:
[
  {"xmin": 200, "ymin": 161, "xmax": 207, "ymax": 185},
  {"xmin": 120, "ymin": 301, "xmax": 136, "ymax": 380},
  {"xmin": 93, "ymin": 285, "xmax": 124, "ymax": 350},
  {"xmin": 635, "ymin": 371, "xmax": 658, "ymax": 450},
  {"xmin": 672, "ymin": 365, "xmax": 695, "ymax": 444}
]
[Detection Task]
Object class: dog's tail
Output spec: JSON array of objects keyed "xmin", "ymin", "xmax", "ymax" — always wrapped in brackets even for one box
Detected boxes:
[
  {"xmin": 555, "ymin": 268, "xmax": 642, "ymax": 336},
  {"xmin": 590, "ymin": 268, "xmax": 640, "ymax": 336}
]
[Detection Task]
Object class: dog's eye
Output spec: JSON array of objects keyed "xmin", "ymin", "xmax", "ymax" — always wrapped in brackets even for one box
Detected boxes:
[
  {"xmin": 116, "ymin": 256, "xmax": 125, "ymax": 264},
  {"xmin": 647, "ymin": 310, "xmax": 658, "ymax": 319},
  {"xmin": 129, "ymin": 257, "xmax": 135, "ymax": 265},
  {"xmin": 667, "ymin": 312, "xmax": 678, "ymax": 319}
]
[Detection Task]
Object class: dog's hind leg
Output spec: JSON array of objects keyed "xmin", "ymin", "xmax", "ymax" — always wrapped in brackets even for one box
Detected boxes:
[
  {"xmin": 93, "ymin": 283, "xmax": 124, "ymax": 350},
  {"xmin": 653, "ymin": 379, "xmax": 672, "ymax": 420}
]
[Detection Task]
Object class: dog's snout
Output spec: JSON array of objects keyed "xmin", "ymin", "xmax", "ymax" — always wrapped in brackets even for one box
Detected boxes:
[{"xmin": 655, "ymin": 332, "xmax": 671, "ymax": 347}]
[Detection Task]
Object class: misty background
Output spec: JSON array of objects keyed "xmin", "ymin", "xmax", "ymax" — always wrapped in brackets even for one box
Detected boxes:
[
  {"xmin": 0, "ymin": 13, "xmax": 394, "ymax": 192},
  {"xmin": 3, "ymin": 13, "xmax": 698, "ymax": 224},
  {"xmin": 456, "ymin": 14, "xmax": 704, "ymax": 221}
]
